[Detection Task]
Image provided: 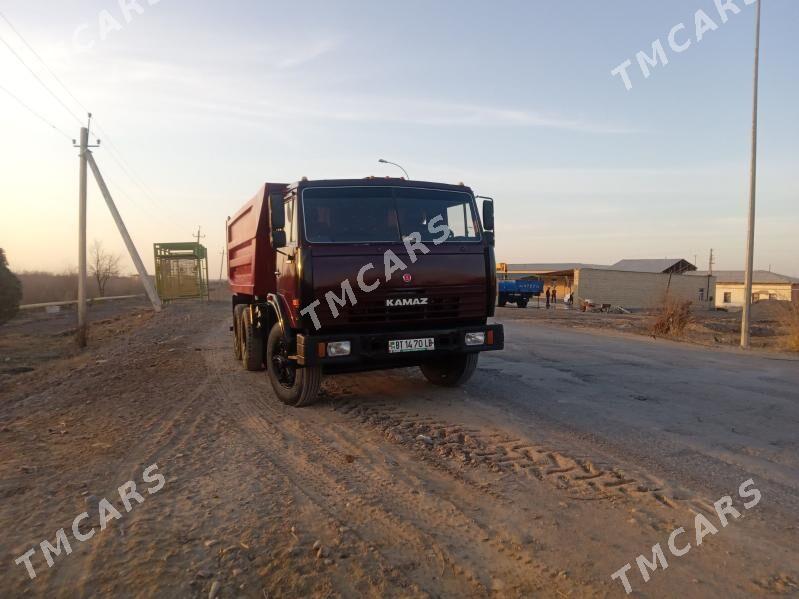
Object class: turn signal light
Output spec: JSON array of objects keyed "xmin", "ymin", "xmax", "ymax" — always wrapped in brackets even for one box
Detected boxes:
[{"xmin": 486, "ymin": 330, "xmax": 494, "ymax": 345}]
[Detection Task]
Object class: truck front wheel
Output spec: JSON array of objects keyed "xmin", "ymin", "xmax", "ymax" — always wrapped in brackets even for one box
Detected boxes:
[
  {"xmin": 420, "ymin": 353, "xmax": 479, "ymax": 387},
  {"xmin": 266, "ymin": 323, "xmax": 322, "ymax": 407}
]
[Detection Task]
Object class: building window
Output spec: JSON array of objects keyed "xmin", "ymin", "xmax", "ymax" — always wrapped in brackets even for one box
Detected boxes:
[
  {"xmin": 723, "ymin": 292, "xmax": 732, "ymax": 304},
  {"xmin": 769, "ymin": 293, "xmax": 777, "ymax": 300}
]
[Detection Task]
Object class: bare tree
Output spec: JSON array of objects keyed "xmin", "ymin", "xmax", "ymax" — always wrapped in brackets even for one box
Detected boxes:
[{"xmin": 89, "ymin": 240, "xmax": 121, "ymax": 297}]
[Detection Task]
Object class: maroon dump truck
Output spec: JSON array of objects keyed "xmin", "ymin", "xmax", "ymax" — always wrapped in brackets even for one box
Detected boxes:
[{"xmin": 227, "ymin": 177, "xmax": 503, "ymax": 406}]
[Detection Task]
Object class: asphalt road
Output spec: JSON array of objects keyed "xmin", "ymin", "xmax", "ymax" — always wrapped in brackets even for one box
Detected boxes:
[{"xmin": 484, "ymin": 314, "xmax": 799, "ymax": 517}]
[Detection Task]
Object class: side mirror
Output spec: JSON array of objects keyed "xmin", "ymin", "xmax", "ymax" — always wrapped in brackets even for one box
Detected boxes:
[
  {"xmin": 271, "ymin": 230, "xmax": 287, "ymax": 249},
  {"xmin": 482, "ymin": 199, "xmax": 494, "ymax": 231},
  {"xmin": 484, "ymin": 231, "xmax": 495, "ymax": 247},
  {"xmin": 269, "ymin": 192, "xmax": 285, "ymax": 230}
]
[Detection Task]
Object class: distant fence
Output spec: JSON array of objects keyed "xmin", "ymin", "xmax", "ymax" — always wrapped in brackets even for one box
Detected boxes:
[{"xmin": 19, "ymin": 294, "xmax": 145, "ymax": 311}]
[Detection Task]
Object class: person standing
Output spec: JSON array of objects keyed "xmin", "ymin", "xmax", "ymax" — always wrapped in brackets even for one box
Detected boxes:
[
  {"xmin": 552, "ymin": 287, "xmax": 557, "ymax": 308},
  {"xmin": 545, "ymin": 287, "xmax": 551, "ymax": 309}
]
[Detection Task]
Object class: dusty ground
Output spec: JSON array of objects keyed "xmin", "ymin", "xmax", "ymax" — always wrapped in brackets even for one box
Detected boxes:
[{"xmin": 1, "ymin": 301, "xmax": 797, "ymax": 598}]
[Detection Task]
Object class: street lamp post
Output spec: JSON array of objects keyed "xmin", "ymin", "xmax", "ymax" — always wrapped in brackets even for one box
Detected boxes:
[
  {"xmin": 741, "ymin": 0, "xmax": 762, "ymax": 349},
  {"xmin": 378, "ymin": 158, "xmax": 409, "ymax": 179}
]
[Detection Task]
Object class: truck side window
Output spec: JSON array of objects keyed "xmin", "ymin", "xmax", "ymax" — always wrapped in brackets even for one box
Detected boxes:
[
  {"xmin": 445, "ymin": 203, "xmax": 475, "ymax": 238},
  {"xmin": 284, "ymin": 199, "xmax": 296, "ymax": 244}
]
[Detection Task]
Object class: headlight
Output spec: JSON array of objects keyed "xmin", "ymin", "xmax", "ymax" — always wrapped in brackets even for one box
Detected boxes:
[
  {"xmin": 327, "ymin": 341, "xmax": 351, "ymax": 357},
  {"xmin": 465, "ymin": 332, "xmax": 485, "ymax": 346}
]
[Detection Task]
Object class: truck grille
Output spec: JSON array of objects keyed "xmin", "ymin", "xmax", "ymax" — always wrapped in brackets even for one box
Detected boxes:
[{"xmin": 340, "ymin": 286, "xmax": 486, "ymax": 325}]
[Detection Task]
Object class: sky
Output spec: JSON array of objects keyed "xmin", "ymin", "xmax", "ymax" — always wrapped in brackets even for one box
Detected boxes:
[{"xmin": 0, "ymin": 0, "xmax": 796, "ymax": 277}]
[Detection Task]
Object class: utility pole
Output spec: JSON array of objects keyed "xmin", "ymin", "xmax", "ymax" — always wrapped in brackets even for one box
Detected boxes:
[
  {"xmin": 73, "ymin": 115, "xmax": 100, "ymax": 348},
  {"xmin": 741, "ymin": 0, "xmax": 762, "ymax": 349},
  {"xmin": 76, "ymin": 126, "xmax": 88, "ymax": 347},
  {"xmin": 218, "ymin": 248, "xmax": 226, "ymax": 282},
  {"xmin": 193, "ymin": 226, "xmax": 206, "ymax": 245},
  {"xmin": 73, "ymin": 113, "xmax": 161, "ymax": 347},
  {"xmin": 707, "ymin": 249, "xmax": 715, "ymax": 308}
]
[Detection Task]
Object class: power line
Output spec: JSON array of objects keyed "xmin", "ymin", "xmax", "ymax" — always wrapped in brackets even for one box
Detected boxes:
[
  {"xmin": 0, "ymin": 83, "xmax": 72, "ymax": 139},
  {"xmin": 0, "ymin": 30, "xmax": 83, "ymax": 126},
  {"xmin": 0, "ymin": 11, "xmax": 89, "ymax": 115},
  {"xmin": 0, "ymin": 12, "xmax": 152, "ymax": 199},
  {"xmin": 0, "ymin": 11, "xmax": 170, "ymax": 217},
  {"xmin": 96, "ymin": 137, "xmax": 165, "ymax": 211},
  {"xmin": 98, "ymin": 165, "xmax": 157, "ymax": 221}
]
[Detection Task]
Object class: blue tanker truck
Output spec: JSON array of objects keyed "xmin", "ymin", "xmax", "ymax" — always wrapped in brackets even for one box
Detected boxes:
[{"xmin": 497, "ymin": 279, "xmax": 543, "ymax": 308}]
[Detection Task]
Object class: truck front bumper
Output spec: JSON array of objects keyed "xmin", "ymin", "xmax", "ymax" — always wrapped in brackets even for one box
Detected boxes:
[{"xmin": 296, "ymin": 323, "xmax": 504, "ymax": 369}]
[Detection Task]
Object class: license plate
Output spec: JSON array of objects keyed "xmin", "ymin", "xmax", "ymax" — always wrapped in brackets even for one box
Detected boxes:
[{"xmin": 388, "ymin": 338, "xmax": 435, "ymax": 353}]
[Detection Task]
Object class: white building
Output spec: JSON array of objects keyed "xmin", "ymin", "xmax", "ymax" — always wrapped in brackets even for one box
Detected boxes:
[{"xmin": 691, "ymin": 270, "xmax": 799, "ymax": 309}]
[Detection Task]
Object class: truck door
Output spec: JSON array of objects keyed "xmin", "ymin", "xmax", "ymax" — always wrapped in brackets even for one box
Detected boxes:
[{"xmin": 276, "ymin": 195, "xmax": 299, "ymax": 314}]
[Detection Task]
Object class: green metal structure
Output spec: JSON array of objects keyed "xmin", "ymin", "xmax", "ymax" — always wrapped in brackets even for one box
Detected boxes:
[{"xmin": 153, "ymin": 242, "xmax": 209, "ymax": 302}]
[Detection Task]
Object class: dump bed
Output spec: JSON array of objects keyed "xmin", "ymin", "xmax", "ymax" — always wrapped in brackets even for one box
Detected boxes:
[{"xmin": 227, "ymin": 182, "xmax": 287, "ymax": 297}]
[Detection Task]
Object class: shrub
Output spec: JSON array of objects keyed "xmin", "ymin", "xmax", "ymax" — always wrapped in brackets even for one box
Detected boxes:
[
  {"xmin": 650, "ymin": 297, "xmax": 693, "ymax": 337},
  {"xmin": 0, "ymin": 248, "xmax": 23, "ymax": 325},
  {"xmin": 782, "ymin": 302, "xmax": 799, "ymax": 352}
]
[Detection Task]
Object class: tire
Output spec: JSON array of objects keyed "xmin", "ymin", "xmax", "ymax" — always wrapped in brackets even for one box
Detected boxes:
[
  {"xmin": 241, "ymin": 308, "xmax": 264, "ymax": 371},
  {"xmin": 266, "ymin": 323, "xmax": 322, "ymax": 407},
  {"xmin": 517, "ymin": 298, "xmax": 529, "ymax": 308},
  {"xmin": 420, "ymin": 353, "xmax": 479, "ymax": 387},
  {"xmin": 233, "ymin": 304, "xmax": 246, "ymax": 360},
  {"xmin": 497, "ymin": 293, "xmax": 507, "ymax": 308}
]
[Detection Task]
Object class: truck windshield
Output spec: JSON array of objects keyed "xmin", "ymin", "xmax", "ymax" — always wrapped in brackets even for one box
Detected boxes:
[{"xmin": 302, "ymin": 186, "xmax": 480, "ymax": 243}]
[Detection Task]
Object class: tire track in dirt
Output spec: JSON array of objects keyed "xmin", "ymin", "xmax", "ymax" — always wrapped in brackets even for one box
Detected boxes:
[
  {"xmin": 202, "ymin": 322, "xmax": 591, "ymax": 597},
  {"xmin": 324, "ymin": 374, "xmax": 720, "ymax": 518},
  {"xmin": 44, "ymin": 327, "xmax": 223, "ymax": 595}
]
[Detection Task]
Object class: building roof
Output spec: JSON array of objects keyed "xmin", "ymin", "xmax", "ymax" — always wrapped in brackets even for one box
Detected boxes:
[
  {"xmin": 505, "ymin": 263, "xmax": 606, "ymax": 272},
  {"xmin": 610, "ymin": 258, "xmax": 696, "ymax": 274},
  {"xmin": 691, "ymin": 270, "xmax": 799, "ymax": 284}
]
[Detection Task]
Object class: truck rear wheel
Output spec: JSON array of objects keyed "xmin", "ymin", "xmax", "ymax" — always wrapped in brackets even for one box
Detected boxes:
[
  {"xmin": 241, "ymin": 309, "xmax": 264, "ymax": 371},
  {"xmin": 517, "ymin": 297, "xmax": 529, "ymax": 308},
  {"xmin": 266, "ymin": 323, "xmax": 322, "ymax": 407},
  {"xmin": 233, "ymin": 305, "xmax": 246, "ymax": 360},
  {"xmin": 420, "ymin": 353, "xmax": 479, "ymax": 387},
  {"xmin": 497, "ymin": 293, "xmax": 507, "ymax": 308}
]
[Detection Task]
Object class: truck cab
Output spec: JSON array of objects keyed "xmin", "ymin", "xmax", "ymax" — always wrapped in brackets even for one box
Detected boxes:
[{"xmin": 228, "ymin": 177, "xmax": 504, "ymax": 406}]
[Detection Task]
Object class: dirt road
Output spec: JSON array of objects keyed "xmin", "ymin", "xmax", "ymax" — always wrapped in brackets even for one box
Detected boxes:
[{"xmin": 1, "ymin": 302, "xmax": 797, "ymax": 598}]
